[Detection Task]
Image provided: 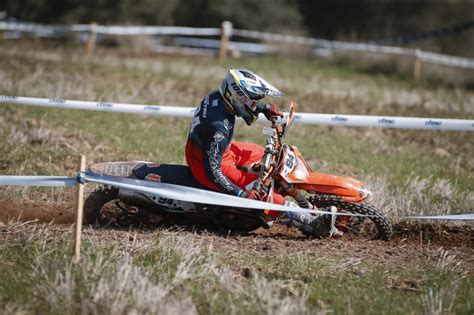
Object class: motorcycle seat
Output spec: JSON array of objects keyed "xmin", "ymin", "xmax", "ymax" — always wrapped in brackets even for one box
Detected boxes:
[{"xmin": 132, "ymin": 163, "xmax": 208, "ymax": 190}]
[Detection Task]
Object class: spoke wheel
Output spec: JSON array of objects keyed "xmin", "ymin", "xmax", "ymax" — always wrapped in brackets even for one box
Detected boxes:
[{"xmin": 308, "ymin": 195, "xmax": 392, "ymax": 240}]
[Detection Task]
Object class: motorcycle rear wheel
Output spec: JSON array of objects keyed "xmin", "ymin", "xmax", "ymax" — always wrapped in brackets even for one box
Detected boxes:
[
  {"xmin": 84, "ymin": 186, "xmax": 119, "ymax": 225},
  {"xmin": 308, "ymin": 195, "xmax": 392, "ymax": 240},
  {"xmin": 84, "ymin": 186, "xmax": 148, "ymax": 227}
]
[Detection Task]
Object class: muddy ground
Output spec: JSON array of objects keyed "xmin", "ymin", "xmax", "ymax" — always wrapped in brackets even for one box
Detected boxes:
[{"xmin": 0, "ymin": 201, "xmax": 472, "ymax": 271}]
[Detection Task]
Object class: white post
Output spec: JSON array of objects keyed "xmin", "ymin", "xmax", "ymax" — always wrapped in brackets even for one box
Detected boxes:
[
  {"xmin": 414, "ymin": 48, "xmax": 422, "ymax": 81},
  {"xmin": 0, "ymin": 12, "xmax": 5, "ymax": 41},
  {"xmin": 219, "ymin": 21, "xmax": 233, "ymax": 60},
  {"xmin": 86, "ymin": 22, "xmax": 97, "ymax": 57},
  {"xmin": 73, "ymin": 155, "xmax": 86, "ymax": 261}
]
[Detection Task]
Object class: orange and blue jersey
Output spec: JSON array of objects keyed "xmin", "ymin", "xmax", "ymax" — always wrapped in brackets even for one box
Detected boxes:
[
  {"xmin": 185, "ymin": 90, "xmax": 286, "ymax": 213},
  {"xmin": 186, "ymin": 90, "xmax": 245, "ymax": 196}
]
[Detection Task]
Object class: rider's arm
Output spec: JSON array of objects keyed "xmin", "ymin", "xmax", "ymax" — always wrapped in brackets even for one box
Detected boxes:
[{"xmin": 202, "ymin": 124, "xmax": 247, "ymax": 197}]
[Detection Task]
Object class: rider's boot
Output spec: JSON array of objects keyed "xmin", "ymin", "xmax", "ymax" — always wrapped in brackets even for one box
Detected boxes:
[
  {"xmin": 282, "ymin": 203, "xmax": 343, "ymax": 238},
  {"xmin": 309, "ymin": 206, "xmax": 344, "ymax": 238},
  {"xmin": 280, "ymin": 201, "xmax": 315, "ymax": 226}
]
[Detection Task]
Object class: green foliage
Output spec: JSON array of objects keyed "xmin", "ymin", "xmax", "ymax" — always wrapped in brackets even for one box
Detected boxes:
[
  {"xmin": 1, "ymin": 0, "xmax": 179, "ymax": 25},
  {"xmin": 298, "ymin": 0, "xmax": 474, "ymax": 57},
  {"xmin": 1, "ymin": 0, "xmax": 472, "ymax": 55},
  {"xmin": 1, "ymin": 0, "xmax": 304, "ymax": 33},
  {"xmin": 173, "ymin": 0, "xmax": 304, "ymax": 33}
]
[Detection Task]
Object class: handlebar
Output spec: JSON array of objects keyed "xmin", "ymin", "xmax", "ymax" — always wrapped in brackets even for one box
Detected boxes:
[{"xmin": 254, "ymin": 102, "xmax": 296, "ymax": 196}]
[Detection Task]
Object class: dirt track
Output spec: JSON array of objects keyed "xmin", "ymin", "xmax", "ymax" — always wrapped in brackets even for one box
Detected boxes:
[
  {"xmin": 1, "ymin": 201, "xmax": 473, "ymax": 271},
  {"xmin": 0, "ymin": 201, "xmax": 75, "ymax": 224}
]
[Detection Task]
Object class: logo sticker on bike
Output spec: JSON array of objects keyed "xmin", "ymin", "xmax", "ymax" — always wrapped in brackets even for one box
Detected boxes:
[
  {"xmin": 146, "ymin": 163, "xmax": 160, "ymax": 168},
  {"xmin": 145, "ymin": 174, "xmax": 161, "ymax": 182},
  {"xmin": 281, "ymin": 149, "xmax": 297, "ymax": 177}
]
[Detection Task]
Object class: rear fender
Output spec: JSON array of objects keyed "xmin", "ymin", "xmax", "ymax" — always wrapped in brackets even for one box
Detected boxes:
[
  {"xmin": 89, "ymin": 161, "xmax": 150, "ymax": 177},
  {"xmin": 297, "ymin": 172, "xmax": 372, "ymax": 203}
]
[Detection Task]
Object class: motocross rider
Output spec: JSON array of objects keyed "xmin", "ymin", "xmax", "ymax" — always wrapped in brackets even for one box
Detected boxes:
[{"xmin": 185, "ymin": 68, "xmax": 338, "ymax": 237}]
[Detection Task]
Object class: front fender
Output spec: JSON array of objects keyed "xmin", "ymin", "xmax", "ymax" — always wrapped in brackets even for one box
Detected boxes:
[{"xmin": 297, "ymin": 172, "xmax": 372, "ymax": 203}]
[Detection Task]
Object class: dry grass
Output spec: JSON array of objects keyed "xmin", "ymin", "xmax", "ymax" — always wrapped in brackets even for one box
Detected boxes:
[
  {"xmin": 366, "ymin": 176, "xmax": 474, "ymax": 219},
  {"xmin": 0, "ymin": 221, "xmax": 313, "ymax": 314},
  {"xmin": 1, "ymin": 43, "xmax": 473, "ymax": 117},
  {"xmin": 1, "ymin": 220, "xmax": 472, "ymax": 314}
]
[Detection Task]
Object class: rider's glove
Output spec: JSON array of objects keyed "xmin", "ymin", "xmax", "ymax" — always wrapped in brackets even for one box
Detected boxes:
[
  {"xmin": 263, "ymin": 103, "xmax": 284, "ymax": 122},
  {"xmin": 245, "ymin": 190, "xmax": 261, "ymax": 200}
]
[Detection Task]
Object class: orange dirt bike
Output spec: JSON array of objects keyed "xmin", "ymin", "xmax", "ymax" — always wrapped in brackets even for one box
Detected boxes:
[{"xmin": 85, "ymin": 103, "xmax": 392, "ymax": 240}]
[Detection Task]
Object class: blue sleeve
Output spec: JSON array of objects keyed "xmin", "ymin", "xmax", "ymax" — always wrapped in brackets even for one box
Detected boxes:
[{"xmin": 202, "ymin": 123, "xmax": 246, "ymax": 197}]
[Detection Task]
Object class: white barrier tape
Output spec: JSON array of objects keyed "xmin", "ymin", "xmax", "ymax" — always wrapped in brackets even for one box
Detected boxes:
[
  {"xmin": 0, "ymin": 176, "xmax": 77, "ymax": 187},
  {"xmin": 93, "ymin": 25, "xmax": 221, "ymax": 36},
  {"xmin": 293, "ymin": 113, "xmax": 474, "ymax": 131},
  {"xmin": 0, "ymin": 95, "xmax": 195, "ymax": 118},
  {"xmin": 82, "ymin": 172, "xmax": 370, "ymax": 217},
  {"xmin": 173, "ymin": 37, "xmax": 277, "ymax": 54},
  {"xmin": 0, "ymin": 21, "xmax": 67, "ymax": 33},
  {"xmin": 417, "ymin": 50, "xmax": 474, "ymax": 69},
  {"xmin": 402, "ymin": 214, "xmax": 474, "ymax": 221},
  {"xmin": 0, "ymin": 22, "xmax": 221, "ymax": 36},
  {"xmin": 0, "ymin": 173, "xmax": 374, "ymax": 217},
  {"xmin": 233, "ymin": 29, "xmax": 415, "ymax": 55},
  {"xmin": 1, "ymin": 174, "xmax": 472, "ymax": 221},
  {"xmin": 1, "ymin": 95, "xmax": 473, "ymax": 132},
  {"xmin": 233, "ymin": 29, "xmax": 331, "ymax": 47},
  {"xmin": 148, "ymin": 44, "xmax": 216, "ymax": 57},
  {"xmin": 233, "ymin": 29, "xmax": 474, "ymax": 69},
  {"xmin": 3, "ymin": 21, "xmax": 474, "ymax": 69}
]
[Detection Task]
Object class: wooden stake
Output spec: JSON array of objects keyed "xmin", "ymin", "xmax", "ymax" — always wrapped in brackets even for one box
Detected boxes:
[
  {"xmin": 414, "ymin": 48, "xmax": 422, "ymax": 81},
  {"xmin": 219, "ymin": 21, "xmax": 232, "ymax": 60},
  {"xmin": 73, "ymin": 155, "xmax": 86, "ymax": 261},
  {"xmin": 86, "ymin": 22, "xmax": 97, "ymax": 57}
]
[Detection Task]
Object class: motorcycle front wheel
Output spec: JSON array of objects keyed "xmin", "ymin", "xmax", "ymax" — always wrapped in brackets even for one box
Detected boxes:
[{"xmin": 308, "ymin": 195, "xmax": 392, "ymax": 240}]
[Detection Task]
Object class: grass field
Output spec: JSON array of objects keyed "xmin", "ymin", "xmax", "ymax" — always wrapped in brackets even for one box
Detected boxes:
[{"xmin": 0, "ymin": 41, "xmax": 473, "ymax": 314}]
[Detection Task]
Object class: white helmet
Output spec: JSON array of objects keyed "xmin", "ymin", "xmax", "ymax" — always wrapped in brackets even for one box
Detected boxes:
[{"xmin": 219, "ymin": 68, "xmax": 283, "ymax": 125}]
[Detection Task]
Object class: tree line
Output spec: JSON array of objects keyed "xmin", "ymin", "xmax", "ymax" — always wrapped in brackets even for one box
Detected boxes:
[{"xmin": 1, "ymin": 0, "xmax": 473, "ymax": 56}]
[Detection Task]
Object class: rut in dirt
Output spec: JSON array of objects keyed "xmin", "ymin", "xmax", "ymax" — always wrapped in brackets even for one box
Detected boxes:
[{"xmin": 0, "ymin": 201, "xmax": 472, "ymax": 250}]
